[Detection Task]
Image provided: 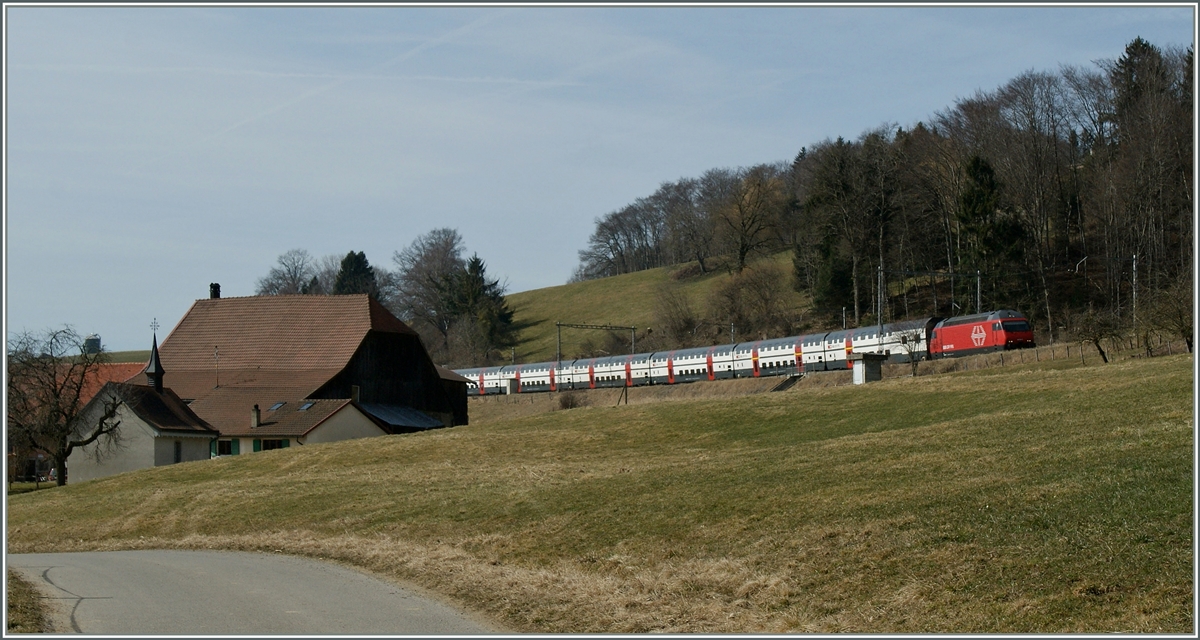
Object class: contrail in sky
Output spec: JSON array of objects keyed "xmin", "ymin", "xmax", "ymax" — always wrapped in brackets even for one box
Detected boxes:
[{"xmin": 143, "ymin": 9, "xmax": 512, "ymax": 167}]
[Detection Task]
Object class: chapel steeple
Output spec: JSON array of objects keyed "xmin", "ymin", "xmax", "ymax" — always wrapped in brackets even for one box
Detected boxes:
[{"xmin": 144, "ymin": 320, "xmax": 165, "ymax": 394}]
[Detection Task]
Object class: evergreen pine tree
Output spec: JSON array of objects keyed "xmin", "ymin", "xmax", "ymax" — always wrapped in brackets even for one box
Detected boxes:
[
  {"xmin": 332, "ymin": 251, "xmax": 378, "ymax": 297},
  {"xmin": 444, "ymin": 254, "xmax": 516, "ymax": 349}
]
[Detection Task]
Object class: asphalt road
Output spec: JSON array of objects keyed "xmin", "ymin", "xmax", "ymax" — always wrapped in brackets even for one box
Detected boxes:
[{"xmin": 8, "ymin": 550, "xmax": 500, "ymax": 635}]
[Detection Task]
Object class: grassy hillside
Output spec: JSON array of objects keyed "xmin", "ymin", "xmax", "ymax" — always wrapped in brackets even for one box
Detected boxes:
[
  {"xmin": 505, "ymin": 252, "xmax": 807, "ymax": 363},
  {"xmin": 7, "ymin": 353, "xmax": 1192, "ymax": 633},
  {"xmin": 105, "ymin": 350, "xmax": 151, "ymax": 363}
]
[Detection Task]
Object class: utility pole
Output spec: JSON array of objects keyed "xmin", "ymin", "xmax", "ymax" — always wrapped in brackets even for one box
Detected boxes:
[
  {"xmin": 976, "ymin": 270, "xmax": 981, "ymax": 314},
  {"xmin": 877, "ymin": 264, "xmax": 884, "ymax": 339},
  {"xmin": 1132, "ymin": 253, "xmax": 1138, "ymax": 326}
]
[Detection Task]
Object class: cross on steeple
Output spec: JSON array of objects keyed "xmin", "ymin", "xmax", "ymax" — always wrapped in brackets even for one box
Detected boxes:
[{"xmin": 150, "ymin": 318, "xmax": 160, "ymax": 334}]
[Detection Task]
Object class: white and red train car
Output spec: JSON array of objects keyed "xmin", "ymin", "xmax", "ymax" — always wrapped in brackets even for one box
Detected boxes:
[{"xmin": 456, "ymin": 309, "xmax": 1036, "ymax": 395}]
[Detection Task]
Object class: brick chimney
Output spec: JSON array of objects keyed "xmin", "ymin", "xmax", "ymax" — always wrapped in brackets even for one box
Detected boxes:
[{"xmin": 251, "ymin": 404, "xmax": 260, "ymax": 429}]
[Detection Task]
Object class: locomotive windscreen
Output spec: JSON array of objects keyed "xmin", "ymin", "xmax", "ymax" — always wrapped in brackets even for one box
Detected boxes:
[{"xmin": 1002, "ymin": 321, "xmax": 1031, "ymax": 332}]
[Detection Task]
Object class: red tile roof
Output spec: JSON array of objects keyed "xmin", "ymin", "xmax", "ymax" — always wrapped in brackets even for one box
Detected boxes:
[
  {"xmin": 159, "ymin": 294, "xmax": 414, "ymax": 371},
  {"xmin": 188, "ymin": 389, "xmax": 356, "ymax": 437},
  {"xmin": 80, "ymin": 363, "xmax": 147, "ymax": 405},
  {"xmin": 155, "ymin": 294, "xmax": 415, "ymax": 401}
]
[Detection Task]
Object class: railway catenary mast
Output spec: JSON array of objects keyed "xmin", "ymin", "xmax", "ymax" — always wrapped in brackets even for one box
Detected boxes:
[{"xmin": 554, "ymin": 322, "xmax": 637, "ymax": 367}]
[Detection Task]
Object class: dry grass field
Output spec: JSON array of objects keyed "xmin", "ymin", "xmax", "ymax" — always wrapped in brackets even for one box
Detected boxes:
[
  {"xmin": 6, "ymin": 570, "xmax": 53, "ymax": 633},
  {"xmin": 6, "ymin": 353, "xmax": 1193, "ymax": 633}
]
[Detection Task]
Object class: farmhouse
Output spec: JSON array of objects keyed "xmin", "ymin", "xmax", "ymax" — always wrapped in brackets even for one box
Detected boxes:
[{"xmin": 138, "ymin": 290, "xmax": 467, "ymax": 454}]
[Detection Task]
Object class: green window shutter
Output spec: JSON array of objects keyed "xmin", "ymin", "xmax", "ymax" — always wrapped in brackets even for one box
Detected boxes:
[
  {"xmin": 210, "ymin": 440, "xmax": 217, "ymax": 456},
  {"xmin": 253, "ymin": 439, "xmax": 261, "ymax": 452},
  {"xmin": 281, "ymin": 439, "xmax": 290, "ymax": 448},
  {"xmin": 231, "ymin": 439, "xmax": 240, "ymax": 455}
]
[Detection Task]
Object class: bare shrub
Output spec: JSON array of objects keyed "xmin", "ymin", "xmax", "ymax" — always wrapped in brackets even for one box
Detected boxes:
[
  {"xmin": 558, "ymin": 392, "xmax": 587, "ymax": 410},
  {"xmin": 653, "ymin": 284, "xmax": 702, "ymax": 349},
  {"xmin": 669, "ymin": 262, "xmax": 704, "ymax": 280},
  {"xmin": 706, "ymin": 263, "xmax": 799, "ymax": 340}
]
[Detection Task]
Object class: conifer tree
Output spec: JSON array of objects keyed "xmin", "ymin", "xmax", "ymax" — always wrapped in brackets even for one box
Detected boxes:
[{"xmin": 333, "ymin": 251, "xmax": 378, "ymax": 297}]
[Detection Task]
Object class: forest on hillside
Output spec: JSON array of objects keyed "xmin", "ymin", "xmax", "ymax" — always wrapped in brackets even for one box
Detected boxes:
[{"xmin": 572, "ymin": 38, "xmax": 1193, "ymax": 349}]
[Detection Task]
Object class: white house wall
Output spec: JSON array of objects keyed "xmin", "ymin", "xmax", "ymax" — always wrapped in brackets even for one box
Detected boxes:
[
  {"xmin": 68, "ymin": 403, "xmax": 157, "ymax": 483},
  {"xmin": 153, "ymin": 435, "xmax": 212, "ymax": 466},
  {"xmin": 303, "ymin": 408, "xmax": 387, "ymax": 444}
]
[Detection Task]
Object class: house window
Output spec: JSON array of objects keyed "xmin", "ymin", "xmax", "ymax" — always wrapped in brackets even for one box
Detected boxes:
[
  {"xmin": 173, "ymin": 441, "xmax": 182, "ymax": 464},
  {"xmin": 298, "ymin": 402, "xmax": 314, "ymax": 411},
  {"xmin": 217, "ymin": 440, "xmax": 233, "ymax": 456},
  {"xmin": 268, "ymin": 402, "xmax": 286, "ymax": 411},
  {"xmin": 261, "ymin": 439, "xmax": 289, "ymax": 451}
]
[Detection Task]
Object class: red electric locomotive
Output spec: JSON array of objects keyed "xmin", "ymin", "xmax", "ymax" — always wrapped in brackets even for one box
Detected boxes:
[{"xmin": 929, "ymin": 309, "xmax": 1036, "ymax": 358}]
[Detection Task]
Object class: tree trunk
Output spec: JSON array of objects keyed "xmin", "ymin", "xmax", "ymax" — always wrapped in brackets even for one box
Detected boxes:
[
  {"xmin": 54, "ymin": 455, "xmax": 67, "ymax": 487},
  {"xmin": 1041, "ymin": 267, "xmax": 1054, "ymax": 344}
]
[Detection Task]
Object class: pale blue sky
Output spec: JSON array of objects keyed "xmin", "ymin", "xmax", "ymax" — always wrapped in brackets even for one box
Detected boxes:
[{"xmin": 4, "ymin": 4, "xmax": 1195, "ymax": 351}]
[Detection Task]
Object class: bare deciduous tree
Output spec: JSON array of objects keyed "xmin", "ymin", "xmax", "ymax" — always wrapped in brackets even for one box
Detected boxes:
[
  {"xmin": 1146, "ymin": 272, "xmax": 1194, "ymax": 353},
  {"xmin": 393, "ymin": 228, "xmax": 467, "ymax": 353},
  {"xmin": 256, "ymin": 249, "xmax": 316, "ymax": 295},
  {"xmin": 6, "ymin": 327, "xmax": 126, "ymax": 486},
  {"xmin": 712, "ymin": 164, "xmax": 788, "ymax": 273},
  {"xmin": 1073, "ymin": 306, "xmax": 1122, "ymax": 363},
  {"xmin": 660, "ymin": 178, "xmax": 716, "ymax": 273}
]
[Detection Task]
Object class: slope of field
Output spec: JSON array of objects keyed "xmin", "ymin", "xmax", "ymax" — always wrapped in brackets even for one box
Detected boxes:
[
  {"xmin": 106, "ymin": 350, "xmax": 151, "ymax": 364},
  {"xmin": 6, "ymin": 354, "xmax": 1192, "ymax": 633},
  {"xmin": 505, "ymin": 252, "xmax": 807, "ymax": 363}
]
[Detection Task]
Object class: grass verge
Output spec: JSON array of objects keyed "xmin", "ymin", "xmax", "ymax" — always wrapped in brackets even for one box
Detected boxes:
[
  {"xmin": 6, "ymin": 354, "xmax": 1193, "ymax": 632},
  {"xmin": 6, "ymin": 570, "xmax": 52, "ymax": 633}
]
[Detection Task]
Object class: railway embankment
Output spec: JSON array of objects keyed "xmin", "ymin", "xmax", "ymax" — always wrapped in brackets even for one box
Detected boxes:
[{"xmin": 467, "ymin": 334, "xmax": 1186, "ymax": 426}]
